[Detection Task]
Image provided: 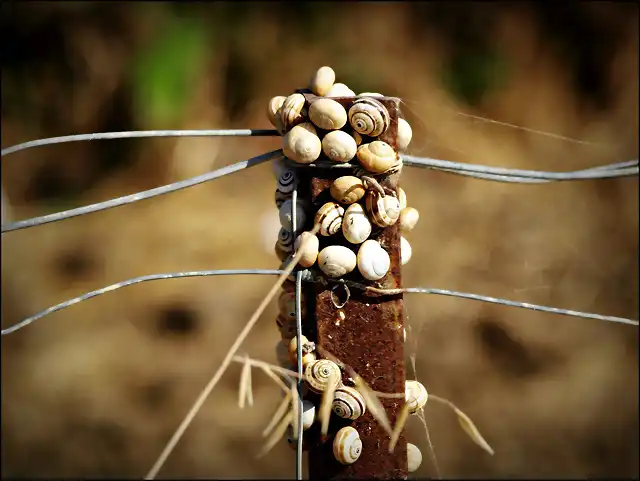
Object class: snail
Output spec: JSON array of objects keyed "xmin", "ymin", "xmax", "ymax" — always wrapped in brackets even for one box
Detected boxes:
[
  {"xmin": 332, "ymin": 385, "xmax": 366, "ymax": 420},
  {"xmin": 348, "ymin": 98, "xmax": 390, "ymax": 137},
  {"xmin": 397, "ymin": 117, "xmax": 413, "ymax": 152},
  {"xmin": 407, "ymin": 443, "xmax": 422, "ymax": 473},
  {"xmin": 310, "ymin": 66, "xmax": 336, "ymax": 96},
  {"xmin": 280, "ymin": 93, "xmax": 306, "ymax": 131},
  {"xmin": 317, "ymin": 245, "xmax": 357, "ymax": 278},
  {"xmin": 357, "ymin": 239, "xmax": 390, "ymax": 281},
  {"xmin": 365, "ymin": 190, "xmax": 401, "ymax": 227},
  {"xmin": 405, "ymin": 380, "xmax": 428, "ymax": 414},
  {"xmin": 333, "ymin": 426, "xmax": 363, "ymax": 465},
  {"xmin": 399, "ymin": 207, "xmax": 419, "ymax": 232},
  {"xmin": 325, "ymin": 82, "xmax": 356, "ymax": 97},
  {"xmin": 267, "ymin": 95, "xmax": 286, "ymax": 127},
  {"xmin": 276, "ymin": 314, "xmax": 297, "ymax": 340},
  {"xmin": 329, "ymin": 176, "xmax": 366, "ymax": 205},
  {"xmin": 356, "ymin": 140, "xmax": 399, "ymax": 174},
  {"xmin": 288, "ymin": 335, "xmax": 317, "ymax": 367},
  {"xmin": 293, "ymin": 231, "xmax": 320, "ymax": 268},
  {"xmin": 282, "ymin": 123, "xmax": 322, "ymax": 164},
  {"xmin": 400, "ymin": 236, "xmax": 412, "ymax": 265},
  {"xmin": 397, "ymin": 187, "xmax": 407, "ymax": 210},
  {"xmin": 277, "ymin": 170, "xmax": 296, "ymax": 194},
  {"xmin": 351, "ymin": 130, "xmax": 363, "ymax": 146},
  {"xmin": 274, "ymin": 188, "xmax": 291, "ymax": 209},
  {"xmin": 275, "ymin": 339, "xmax": 291, "ymax": 367},
  {"xmin": 314, "ymin": 202, "xmax": 344, "ymax": 236},
  {"xmin": 322, "ymin": 130, "xmax": 357, "ymax": 163},
  {"xmin": 274, "ymin": 108, "xmax": 286, "ymax": 135},
  {"xmin": 309, "ymin": 98, "xmax": 348, "ymax": 131},
  {"xmin": 279, "ymin": 198, "xmax": 307, "ymax": 232},
  {"xmin": 304, "ymin": 359, "xmax": 342, "ymax": 394},
  {"xmin": 342, "ymin": 203, "xmax": 372, "ymax": 245},
  {"xmin": 278, "ymin": 289, "xmax": 306, "ymax": 321},
  {"xmin": 276, "ymin": 227, "xmax": 295, "ymax": 254},
  {"xmin": 357, "ymin": 92, "xmax": 384, "ymax": 97},
  {"xmin": 301, "ymin": 400, "xmax": 316, "ymax": 431}
]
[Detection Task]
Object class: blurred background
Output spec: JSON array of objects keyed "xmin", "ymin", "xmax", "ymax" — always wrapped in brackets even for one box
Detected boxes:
[{"xmin": 1, "ymin": 2, "xmax": 638, "ymax": 478}]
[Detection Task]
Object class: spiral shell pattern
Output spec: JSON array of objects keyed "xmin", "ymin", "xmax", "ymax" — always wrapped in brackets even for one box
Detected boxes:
[
  {"xmin": 332, "ymin": 386, "xmax": 366, "ymax": 420},
  {"xmin": 304, "ymin": 359, "xmax": 342, "ymax": 393},
  {"xmin": 274, "ymin": 188, "xmax": 291, "ymax": 209},
  {"xmin": 333, "ymin": 426, "xmax": 363, "ymax": 465},
  {"xmin": 405, "ymin": 380, "xmax": 429, "ymax": 414},
  {"xmin": 348, "ymin": 98, "xmax": 390, "ymax": 137},
  {"xmin": 365, "ymin": 190, "xmax": 401, "ymax": 227},
  {"xmin": 314, "ymin": 202, "xmax": 344, "ymax": 236},
  {"xmin": 280, "ymin": 93, "xmax": 306, "ymax": 131},
  {"xmin": 277, "ymin": 170, "xmax": 296, "ymax": 194},
  {"xmin": 276, "ymin": 228, "xmax": 294, "ymax": 253}
]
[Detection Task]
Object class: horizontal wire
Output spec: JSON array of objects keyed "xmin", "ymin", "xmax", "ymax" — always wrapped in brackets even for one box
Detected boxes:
[
  {"xmin": 0, "ymin": 129, "xmax": 280, "ymax": 157},
  {"xmin": 3, "ymin": 269, "xmax": 637, "ymax": 336},
  {"xmin": 1, "ymin": 150, "xmax": 282, "ymax": 233}
]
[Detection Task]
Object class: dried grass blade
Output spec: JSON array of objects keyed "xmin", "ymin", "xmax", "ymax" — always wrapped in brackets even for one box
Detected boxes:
[
  {"xmin": 389, "ymin": 401, "xmax": 411, "ymax": 453},
  {"xmin": 354, "ymin": 375, "xmax": 393, "ymax": 437},
  {"xmin": 263, "ymin": 391, "xmax": 292, "ymax": 438},
  {"xmin": 452, "ymin": 406, "xmax": 494, "ymax": 456},
  {"xmin": 257, "ymin": 410, "xmax": 294, "ymax": 458},
  {"xmin": 258, "ymin": 364, "xmax": 291, "ymax": 394},
  {"xmin": 246, "ymin": 358, "xmax": 254, "ymax": 407},
  {"xmin": 319, "ymin": 368, "xmax": 340, "ymax": 436},
  {"xmin": 238, "ymin": 354, "xmax": 251, "ymax": 409}
]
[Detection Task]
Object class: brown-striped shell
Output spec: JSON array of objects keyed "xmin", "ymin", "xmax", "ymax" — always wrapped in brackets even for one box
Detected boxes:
[
  {"xmin": 314, "ymin": 202, "xmax": 344, "ymax": 236},
  {"xmin": 365, "ymin": 190, "xmax": 401, "ymax": 227},
  {"xmin": 356, "ymin": 140, "xmax": 399, "ymax": 174},
  {"xmin": 333, "ymin": 426, "xmax": 362, "ymax": 465},
  {"xmin": 332, "ymin": 385, "xmax": 366, "ymax": 420},
  {"xmin": 329, "ymin": 176, "xmax": 366, "ymax": 204},
  {"xmin": 280, "ymin": 93, "xmax": 306, "ymax": 131},
  {"xmin": 304, "ymin": 359, "xmax": 342, "ymax": 393},
  {"xmin": 348, "ymin": 98, "xmax": 390, "ymax": 137}
]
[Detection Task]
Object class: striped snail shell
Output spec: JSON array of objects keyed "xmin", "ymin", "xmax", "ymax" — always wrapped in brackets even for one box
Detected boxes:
[
  {"xmin": 304, "ymin": 359, "xmax": 342, "ymax": 394},
  {"xmin": 274, "ymin": 188, "xmax": 291, "ymax": 209},
  {"xmin": 314, "ymin": 202, "xmax": 344, "ymax": 236},
  {"xmin": 330, "ymin": 176, "xmax": 366, "ymax": 205},
  {"xmin": 309, "ymin": 98, "xmax": 348, "ymax": 131},
  {"xmin": 405, "ymin": 380, "xmax": 428, "ymax": 414},
  {"xmin": 293, "ymin": 231, "xmax": 320, "ymax": 268},
  {"xmin": 267, "ymin": 96, "xmax": 286, "ymax": 127},
  {"xmin": 365, "ymin": 190, "xmax": 401, "ymax": 228},
  {"xmin": 288, "ymin": 335, "xmax": 317, "ymax": 367},
  {"xmin": 407, "ymin": 443, "xmax": 423, "ymax": 473},
  {"xmin": 277, "ymin": 170, "xmax": 296, "ymax": 194},
  {"xmin": 310, "ymin": 66, "xmax": 336, "ymax": 96},
  {"xmin": 357, "ymin": 239, "xmax": 390, "ymax": 281},
  {"xmin": 276, "ymin": 227, "xmax": 295, "ymax": 254},
  {"xmin": 356, "ymin": 140, "xmax": 399, "ymax": 174},
  {"xmin": 332, "ymin": 385, "xmax": 366, "ymax": 420},
  {"xmin": 280, "ymin": 93, "xmax": 307, "ymax": 131},
  {"xmin": 397, "ymin": 117, "xmax": 413, "ymax": 152},
  {"xmin": 333, "ymin": 426, "xmax": 363, "ymax": 465},
  {"xmin": 348, "ymin": 98, "xmax": 390, "ymax": 137}
]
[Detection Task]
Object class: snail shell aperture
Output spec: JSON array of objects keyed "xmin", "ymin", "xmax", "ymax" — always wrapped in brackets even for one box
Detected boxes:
[
  {"xmin": 332, "ymin": 385, "xmax": 366, "ymax": 420},
  {"xmin": 333, "ymin": 426, "xmax": 363, "ymax": 465},
  {"xmin": 280, "ymin": 93, "xmax": 306, "ymax": 131},
  {"xmin": 317, "ymin": 245, "xmax": 357, "ymax": 278}
]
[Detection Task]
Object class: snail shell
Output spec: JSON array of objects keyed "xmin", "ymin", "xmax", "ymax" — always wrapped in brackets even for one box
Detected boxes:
[
  {"xmin": 278, "ymin": 289, "xmax": 306, "ymax": 321},
  {"xmin": 309, "ymin": 98, "xmax": 348, "ymax": 131},
  {"xmin": 275, "ymin": 339, "xmax": 291, "ymax": 367},
  {"xmin": 282, "ymin": 123, "xmax": 322, "ymax": 164},
  {"xmin": 274, "ymin": 243, "xmax": 289, "ymax": 262},
  {"xmin": 288, "ymin": 335, "xmax": 317, "ymax": 367},
  {"xmin": 407, "ymin": 443, "xmax": 422, "ymax": 473},
  {"xmin": 301, "ymin": 400, "xmax": 316, "ymax": 430},
  {"xmin": 315, "ymin": 202, "xmax": 344, "ymax": 236},
  {"xmin": 279, "ymin": 199, "xmax": 307, "ymax": 232},
  {"xmin": 280, "ymin": 93, "xmax": 306, "ymax": 131},
  {"xmin": 275, "ymin": 314, "xmax": 297, "ymax": 340},
  {"xmin": 356, "ymin": 140, "xmax": 399, "ymax": 174},
  {"xmin": 351, "ymin": 131, "xmax": 363, "ymax": 146},
  {"xmin": 274, "ymin": 188, "xmax": 291, "ymax": 209},
  {"xmin": 293, "ymin": 231, "xmax": 320, "ymax": 268},
  {"xmin": 330, "ymin": 176, "xmax": 366, "ymax": 205},
  {"xmin": 271, "ymin": 156, "xmax": 289, "ymax": 180},
  {"xmin": 357, "ymin": 239, "xmax": 390, "ymax": 281},
  {"xmin": 342, "ymin": 203, "xmax": 372, "ymax": 245},
  {"xmin": 357, "ymin": 92, "xmax": 384, "ymax": 97},
  {"xmin": 325, "ymin": 82, "xmax": 356, "ymax": 97},
  {"xmin": 276, "ymin": 227, "xmax": 295, "ymax": 253},
  {"xmin": 365, "ymin": 190, "xmax": 401, "ymax": 227},
  {"xmin": 397, "ymin": 117, "xmax": 413, "ymax": 152},
  {"xmin": 322, "ymin": 130, "xmax": 357, "ymax": 163},
  {"xmin": 333, "ymin": 426, "xmax": 363, "ymax": 465},
  {"xmin": 274, "ymin": 108, "xmax": 286, "ymax": 135},
  {"xmin": 304, "ymin": 359, "xmax": 342, "ymax": 394},
  {"xmin": 400, "ymin": 236, "xmax": 412, "ymax": 265},
  {"xmin": 277, "ymin": 170, "xmax": 296, "ymax": 194},
  {"xmin": 397, "ymin": 187, "xmax": 407, "ymax": 210},
  {"xmin": 267, "ymin": 96, "xmax": 286, "ymax": 127},
  {"xmin": 310, "ymin": 66, "xmax": 336, "ymax": 96},
  {"xmin": 317, "ymin": 245, "xmax": 357, "ymax": 278},
  {"xmin": 348, "ymin": 98, "xmax": 390, "ymax": 137},
  {"xmin": 332, "ymin": 385, "xmax": 366, "ymax": 420},
  {"xmin": 399, "ymin": 207, "xmax": 419, "ymax": 232},
  {"xmin": 405, "ymin": 380, "xmax": 428, "ymax": 414}
]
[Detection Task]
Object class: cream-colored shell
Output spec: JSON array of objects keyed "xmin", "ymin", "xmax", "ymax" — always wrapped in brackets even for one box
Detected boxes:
[
  {"xmin": 310, "ymin": 66, "xmax": 336, "ymax": 96},
  {"xmin": 280, "ymin": 93, "xmax": 306, "ymax": 131},
  {"xmin": 348, "ymin": 98, "xmax": 390, "ymax": 137},
  {"xmin": 309, "ymin": 98, "xmax": 348, "ymax": 131},
  {"xmin": 276, "ymin": 227, "xmax": 294, "ymax": 253},
  {"xmin": 329, "ymin": 176, "xmax": 366, "ymax": 204},
  {"xmin": 397, "ymin": 187, "xmax": 407, "ymax": 210},
  {"xmin": 365, "ymin": 190, "xmax": 401, "ymax": 227},
  {"xmin": 317, "ymin": 245, "xmax": 357, "ymax": 277},
  {"xmin": 289, "ymin": 335, "xmax": 316, "ymax": 367},
  {"xmin": 405, "ymin": 380, "xmax": 428, "ymax": 414},
  {"xmin": 407, "ymin": 443, "xmax": 422, "ymax": 473},
  {"xmin": 301, "ymin": 400, "xmax": 316, "ymax": 430},
  {"xmin": 325, "ymin": 83, "xmax": 356, "ymax": 97},
  {"xmin": 357, "ymin": 92, "xmax": 384, "ymax": 97},
  {"xmin": 322, "ymin": 130, "xmax": 357, "ymax": 162},
  {"xmin": 333, "ymin": 426, "xmax": 362, "ymax": 465},
  {"xmin": 279, "ymin": 198, "xmax": 307, "ymax": 232},
  {"xmin": 342, "ymin": 203, "xmax": 372, "ymax": 245},
  {"xmin": 357, "ymin": 240, "xmax": 390, "ymax": 281},
  {"xmin": 293, "ymin": 231, "xmax": 320, "ymax": 268},
  {"xmin": 332, "ymin": 385, "xmax": 366, "ymax": 420},
  {"xmin": 267, "ymin": 95, "xmax": 286, "ymax": 127},
  {"xmin": 314, "ymin": 202, "xmax": 344, "ymax": 236},
  {"xmin": 399, "ymin": 207, "xmax": 419, "ymax": 232},
  {"xmin": 356, "ymin": 141, "xmax": 399, "ymax": 174},
  {"xmin": 400, "ymin": 236, "xmax": 412, "ymax": 265},
  {"xmin": 397, "ymin": 117, "xmax": 413, "ymax": 152},
  {"xmin": 304, "ymin": 359, "xmax": 342, "ymax": 393},
  {"xmin": 282, "ymin": 123, "xmax": 322, "ymax": 164}
]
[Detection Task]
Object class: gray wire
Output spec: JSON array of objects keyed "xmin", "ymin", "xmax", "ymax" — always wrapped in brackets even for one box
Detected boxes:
[
  {"xmin": 0, "ymin": 129, "xmax": 280, "ymax": 157},
  {"xmin": 1, "ymin": 150, "xmax": 282, "ymax": 233},
  {"xmin": 3, "ymin": 269, "xmax": 636, "ymax": 337}
]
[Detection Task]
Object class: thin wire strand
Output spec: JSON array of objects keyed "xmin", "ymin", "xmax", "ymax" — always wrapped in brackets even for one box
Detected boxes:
[
  {"xmin": 1, "ymin": 150, "xmax": 282, "ymax": 233},
  {"xmin": 0, "ymin": 129, "xmax": 280, "ymax": 157},
  {"xmin": 3, "ymin": 270, "xmax": 636, "ymax": 337}
]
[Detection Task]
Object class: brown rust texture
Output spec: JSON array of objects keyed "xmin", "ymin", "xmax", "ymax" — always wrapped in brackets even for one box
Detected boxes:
[{"xmin": 301, "ymin": 97, "xmax": 408, "ymax": 480}]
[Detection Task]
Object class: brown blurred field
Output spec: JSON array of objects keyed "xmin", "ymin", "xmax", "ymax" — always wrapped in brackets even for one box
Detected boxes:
[{"xmin": 1, "ymin": 3, "xmax": 638, "ymax": 478}]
